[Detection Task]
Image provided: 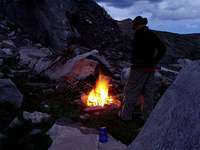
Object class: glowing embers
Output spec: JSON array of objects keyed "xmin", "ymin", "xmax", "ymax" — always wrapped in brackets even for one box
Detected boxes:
[{"xmin": 81, "ymin": 73, "xmax": 121, "ymax": 110}]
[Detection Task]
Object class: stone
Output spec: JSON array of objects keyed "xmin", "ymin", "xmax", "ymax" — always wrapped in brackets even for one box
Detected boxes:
[
  {"xmin": 23, "ymin": 111, "xmax": 51, "ymax": 124},
  {"xmin": 7, "ymin": 31, "xmax": 15, "ymax": 37},
  {"xmin": 9, "ymin": 69, "xmax": 30, "ymax": 77},
  {"xmin": 19, "ymin": 46, "xmax": 52, "ymax": 68},
  {"xmin": 34, "ymin": 43, "xmax": 43, "ymax": 48},
  {"xmin": 2, "ymin": 40, "xmax": 16, "ymax": 48},
  {"xmin": 0, "ymin": 79, "xmax": 23, "ymax": 109},
  {"xmin": 114, "ymin": 73, "xmax": 121, "ymax": 79},
  {"xmin": 24, "ymin": 82, "xmax": 52, "ymax": 89},
  {"xmin": 79, "ymin": 114, "xmax": 90, "ymax": 120},
  {"xmin": 64, "ymin": 58, "xmax": 99, "ymax": 84},
  {"xmin": 34, "ymin": 56, "xmax": 59, "ymax": 74},
  {"xmin": 48, "ymin": 124, "xmax": 126, "ymax": 150},
  {"xmin": 1, "ymin": 48, "xmax": 14, "ymax": 56},
  {"xmin": 0, "ymin": 48, "xmax": 18, "ymax": 61},
  {"xmin": 44, "ymin": 50, "xmax": 99, "ymax": 80},
  {"xmin": 86, "ymin": 52, "xmax": 113, "ymax": 74},
  {"xmin": 128, "ymin": 61, "xmax": 200, "ymax": 150},
  {"xmin": 43, "ymin": 104, "xmax": 49, "ymax": 109},
  {"xmin": 0, "ymin": 59, "xmax": 3, "ymax": 65},
  {"xmin": 2, "ymin": 111, "xmax": 54, "ymax": 150},
  {"xmin": 0, "ymin": 21, "xmax": 10, "ymax": 33}
]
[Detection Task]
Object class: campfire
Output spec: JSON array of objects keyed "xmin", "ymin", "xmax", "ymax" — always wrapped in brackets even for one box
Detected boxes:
[{"xmin": 81, "ymin": 73, "xmax": 121, "ymax": 111}]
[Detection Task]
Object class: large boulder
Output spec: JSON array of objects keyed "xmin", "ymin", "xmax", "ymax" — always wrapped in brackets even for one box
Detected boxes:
[
  {"xmin": 128, "ymin": 61, "xmax": 200, "ymax": 150},
  {"xmin": 0, "ymin": 79, "xmax": 23, "ymax": 109},
  {"xmin": 19, "ymin": 46, "xmax": 52, "ymax": 68},
  {"xmin": 43, "ymin": 50, "xmax": 100, "ymax": 80}
]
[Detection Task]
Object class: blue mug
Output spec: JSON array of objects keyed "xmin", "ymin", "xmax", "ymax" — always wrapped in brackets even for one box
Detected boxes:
[{"xmin": 99, "ymin": 127, "xmax": 108, "ymax": 143}]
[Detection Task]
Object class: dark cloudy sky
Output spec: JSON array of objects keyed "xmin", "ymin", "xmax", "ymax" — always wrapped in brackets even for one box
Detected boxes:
[{"xmin": 97, "ymin": 0, "xmax": 200, "ymax": 34}]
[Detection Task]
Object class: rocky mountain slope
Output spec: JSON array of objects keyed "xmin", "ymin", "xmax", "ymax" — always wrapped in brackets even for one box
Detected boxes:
[
  {"xmin": 0, "ymin": 0, "xmax": 128, "ymax": 54},
  {"xmin": 0, "ymin": 0, "xmax": 131, "ymax": 77},
  {"xmin": 118, "ymin": 18, "xmax": 200, "ymax": 64},
  {"xmin": 0, "ymin": 14, "xmax": 127, "ymax": 149}
]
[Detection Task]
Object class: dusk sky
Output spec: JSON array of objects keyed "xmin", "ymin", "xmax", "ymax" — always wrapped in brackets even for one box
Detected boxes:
[{"xmin": 97, "ymin": 0, "xmax": 200, "ymax": 34}]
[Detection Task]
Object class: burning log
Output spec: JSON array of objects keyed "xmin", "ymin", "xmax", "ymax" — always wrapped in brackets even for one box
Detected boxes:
[{"xmin": 81, "ymin": 73, "xmax": 121, "ymax": 112}]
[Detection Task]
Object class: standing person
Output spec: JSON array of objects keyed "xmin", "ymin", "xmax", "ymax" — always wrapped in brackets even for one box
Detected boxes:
[{"xmin": 119, "ymin": 16, "xmax": 166, "ymax": 121}]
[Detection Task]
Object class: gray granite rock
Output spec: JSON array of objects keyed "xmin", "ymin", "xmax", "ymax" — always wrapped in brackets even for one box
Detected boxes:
[
  {"xmin": 0, "ymin": 79, "xmax": 23, "ymax": 109},
  {"xmin": 19, "ymin": 46, "xmax": 52, "ymax": 68},
  {"xmin": 48, "ymin": 124, "xmax": 126, "ymax": 150},
  {"xmin": 1, "ymin": 40, "xmax": 16, "ymax": 49},
  {"xmin": 23, "ymin": 111, "xmax": 51, "ymax": 124},
  {"xmin": 128, "ymin": 61, "xmax": 200, "ymax": 150},
  {"xmin": 1, "ymin": 48, "xmax": 14, "ymax": 56},
  {"xmin": 2, "ymin": 111, "xmax": 54, "ymax": 150},
  {"xmin": 44, "ymin": 50, "xmax": 99, "ymax": 80},
  {"xmin": 7, "ymin": 31, "xmax": 15, "ymax": 37},
  {"xmin": 86, "ymin": 52, "xmax": 113, "ymax": 74}
]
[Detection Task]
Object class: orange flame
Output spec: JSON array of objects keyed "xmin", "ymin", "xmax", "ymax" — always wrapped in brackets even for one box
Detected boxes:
[{"xmin": 81, "ymin": 74, "xmax": 121, "ymax": 107}]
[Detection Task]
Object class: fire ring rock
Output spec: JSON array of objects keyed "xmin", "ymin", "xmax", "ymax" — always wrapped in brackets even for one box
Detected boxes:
[{"xmin": 64, "ymin": 58, "xmax": 99, "ymax": 84}]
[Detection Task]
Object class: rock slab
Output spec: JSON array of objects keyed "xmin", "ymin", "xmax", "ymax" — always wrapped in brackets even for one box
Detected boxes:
[
  {"xmin": 128, "ymin": 61, "xmax": 200, "ymax": 150},
  {"xmin": 48, "ymin": 124, "xmax": 126, "ymax": 150}
]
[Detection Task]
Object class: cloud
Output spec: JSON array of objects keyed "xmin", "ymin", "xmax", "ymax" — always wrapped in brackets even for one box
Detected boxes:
[
  {"xmin": 97, "ymin": 0, "xmax": 200, "ymax": 33},
  {"xmin": 98, "ymin": 0, "xmax": 200, "ymax": 21},
  {"xmin": 154, "ymin": 0, "xmax": 200, "ymax": 20},
  {"xmin": 96, "ymin": 0, "xmax": 161, "ymax": 8},
  {"xmin": 96, "ymin": 0, "xmax": 134, "ymax": 8}
]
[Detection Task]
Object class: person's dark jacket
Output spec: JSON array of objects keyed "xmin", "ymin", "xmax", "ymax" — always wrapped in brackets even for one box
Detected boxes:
[{"xmin": 132, "ymin": 26, "xmax": 166, "ymax": 69}]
